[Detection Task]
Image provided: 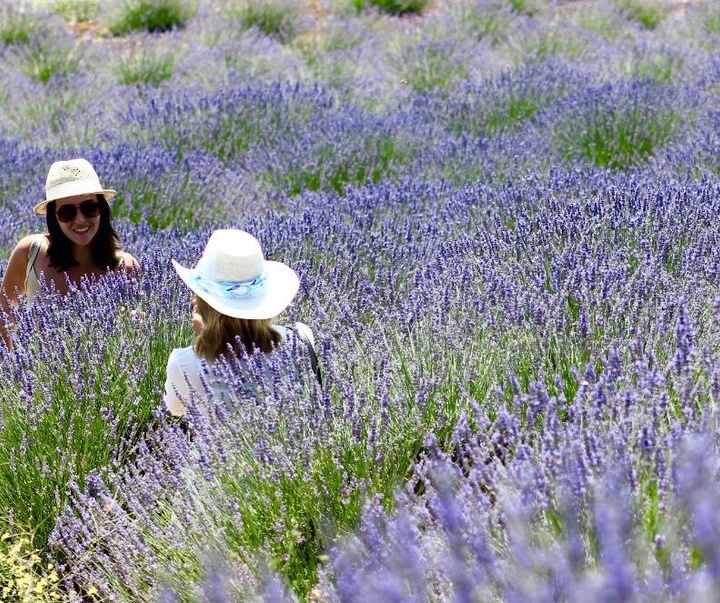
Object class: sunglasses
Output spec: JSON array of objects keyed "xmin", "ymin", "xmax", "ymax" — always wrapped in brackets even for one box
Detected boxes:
[{"xmin": 56, "ymin": 200, "xmax": 101, "ymax": 223}]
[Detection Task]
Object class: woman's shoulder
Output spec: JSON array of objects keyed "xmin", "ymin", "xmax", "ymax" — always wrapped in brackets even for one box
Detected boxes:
[
  {"xmin": 293, "ymin": 321, "xmax": 316, "ymax": 348},
  {"xmin": 168, "ymin": 345, "xmax": 199, "ymax": 363},
  {"xmin": 12, "ymin": 234, "xmax": 47, "ymax": 254},
  {"xmin": 167, "ymin": 345, "xmax": 203, "ymax": 372},
  {"xmin": 2, "ymin": 234, "xmax": 47, "ymax": 295},
  {"xmin": 7, "ymin": 234, "xmax": 47, "ymax": 265},
  {"xmin": 275, "ymin": 321, "xmax": 316, "ymax": 348}
]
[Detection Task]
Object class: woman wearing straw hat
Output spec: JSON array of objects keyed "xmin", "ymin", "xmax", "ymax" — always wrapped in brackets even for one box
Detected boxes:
[
  {"xmin": 164, "ymin": 228, "xmax": 319, "ymax": 417},
  {"xmin": 0, "ymin": 158, "xmax": 140, "ymax": 348}
]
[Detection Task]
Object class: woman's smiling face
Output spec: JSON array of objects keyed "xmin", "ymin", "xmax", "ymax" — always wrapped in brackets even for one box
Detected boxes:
[{"xmin": 54, "ymin": 194, "xmax": 100, "ymax": 247}]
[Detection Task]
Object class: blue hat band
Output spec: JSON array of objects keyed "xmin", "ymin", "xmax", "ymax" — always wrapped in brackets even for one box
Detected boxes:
[{"xmin": 190, "ymin": 270, "xmax": 268, "ymax": 299}]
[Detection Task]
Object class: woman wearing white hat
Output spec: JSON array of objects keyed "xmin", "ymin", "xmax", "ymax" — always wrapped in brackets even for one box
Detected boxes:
[
  {"xmin": 164, "ymin": 228, "xmax": 319, "ymax": 417},
  {"xmin": 0, "ymin": 158, "xmax": 140, "ymax": 348}
]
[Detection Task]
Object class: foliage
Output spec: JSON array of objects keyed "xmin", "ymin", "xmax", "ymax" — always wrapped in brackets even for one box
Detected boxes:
[
  {"xmin": 114, "ymin": 42, "xmax": 177, "ymax": 86},
  {"xmin": 557, "ymin": 81, "xmax": 681, "ymax": 171},
  {"xmin": 232, "ymin": 0, "xmax": 304, "ymax": 44},
  {"xmin": 0, "ymin": 531, "xmax": 63, "ymax": 602},
  {"xmin": 52, "ymin": 0, "xmax": 98, "ymax": 23},
  {"xmin": 351, "ymin": 0, "xmax": 429, "ymax": 16},
  {"xmin": 0, "ymin": 267, "xmax": 187, "ymax": 548},
  {"xmin": 397, "ymin": 37, "xmax": 470, "ymax": 93},
  {"xmin": 704, "ymin": 10, "xmax": 720, "ymax": 35},
  {"xmin": 618, "ymin": 47, "xmax": 684, "ymax": 83},
  {"xmin": 1, "ymin": 0, "xmax": 720, "ymax": 600},
  {"xmin": 14, "ymin": 37, "xmax": 82, "ymax": 84},
  {"xmin": 615, "ymin": 0, "xmax": 670, "ymax": 31},
  {"xmin": 0, "ymin": 4, "xmax": 38, "ymax": 45},
  {"xmin": 109, "ymin": 0, "xmax": 194, "ymax": 35}
]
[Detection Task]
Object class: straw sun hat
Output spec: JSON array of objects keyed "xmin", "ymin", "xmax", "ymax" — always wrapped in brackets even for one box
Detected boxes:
[
  {"xmin": 33, "ymin": 158, "xmax": 117, "ymax": 215},
  {"xmin": 172, "ymin": 229, "xmax": 300, "ymax": 320}
]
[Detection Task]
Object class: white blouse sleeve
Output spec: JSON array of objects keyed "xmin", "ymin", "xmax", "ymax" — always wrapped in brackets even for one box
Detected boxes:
[{"xmin": 164, "ymin": 348, "xmax": 189, "ymax": 416}]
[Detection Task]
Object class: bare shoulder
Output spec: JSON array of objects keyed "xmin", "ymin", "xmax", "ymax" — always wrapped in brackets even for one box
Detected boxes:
[
  {"xmin": 6, "ymin": 234, "xmax": 47, "ymax": 269},
  {"xmin": 2, "ymin": 233, "xmax": 47, "ymax": 296},
  {"xmin": 10, "ymin": 234, "xmax": 46, "ymax": 257},
  {"xmin": 116, "ymin": 251, "xmax": 141, "ymax": 274}
]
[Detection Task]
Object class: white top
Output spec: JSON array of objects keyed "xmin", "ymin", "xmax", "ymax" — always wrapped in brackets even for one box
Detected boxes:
[
  {"xmin": 163, "ymin": 322, "xmax": 316, "ymax": 416},
  {"xmin": 24, "ymin": 235, "xmax": 44, "ymax": 302},
  {"xmin": 25, "ymin": 267, "xmax": 42, "ymax": 301}
]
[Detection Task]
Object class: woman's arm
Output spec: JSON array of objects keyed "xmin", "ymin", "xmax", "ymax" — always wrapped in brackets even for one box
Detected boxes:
[{"xmin": 0, "ymin": 236, "xmax": 36, "ymax": 348}]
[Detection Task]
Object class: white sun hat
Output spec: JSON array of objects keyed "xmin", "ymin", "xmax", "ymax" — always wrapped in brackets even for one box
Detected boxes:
[
  {"xmin": 172, "ymin": 229, "xmax": 300, "ymax": 320},
  {"xmin": 33, "ymin": 158, "xmax": 117, "ymax": 215}
]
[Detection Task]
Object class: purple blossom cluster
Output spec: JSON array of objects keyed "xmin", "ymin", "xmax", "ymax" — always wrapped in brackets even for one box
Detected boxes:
[
  {"xmin": 36, "ymin": 169, "xmax": 720, "ymax": 598},
  {"xmin": 314, "ymin": 405, "xmax": 720, "ymax": 602},
  {"xmin": 1, "ymin": 0, "xmax": 720, "ymax": 599}
]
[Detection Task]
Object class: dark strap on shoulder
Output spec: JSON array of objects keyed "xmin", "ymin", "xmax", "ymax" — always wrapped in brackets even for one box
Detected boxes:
[{"xmin": 295, "ymin": 325, "xmax": 322, "ymax": 386}]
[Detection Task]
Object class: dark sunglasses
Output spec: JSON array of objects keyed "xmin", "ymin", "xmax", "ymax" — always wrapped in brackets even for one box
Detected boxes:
[{"xmin": 56, "ymin": 200, "xmax": 101, "ymax": 223}]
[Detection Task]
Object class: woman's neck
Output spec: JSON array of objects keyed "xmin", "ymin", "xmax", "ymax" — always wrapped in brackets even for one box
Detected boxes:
[{"xmin": 73, "ymin": 244, "xmax": 94, "ymax": 267}]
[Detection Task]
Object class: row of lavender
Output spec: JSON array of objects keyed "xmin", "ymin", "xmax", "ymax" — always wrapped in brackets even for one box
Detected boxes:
[
  {"xmin": 5, "ymin": 168, "xmax": 718, "ymax": 599},
  {"xmin": 2, "ymin": 0, "xmax": 720, "ymax": 600},
  {"xmin": 3, "ymin": 58, "xmax": 720, "ymax": 231},
  {"xmin": 2, "ymin": 2, "xmax": 720, "ymax": 235}
]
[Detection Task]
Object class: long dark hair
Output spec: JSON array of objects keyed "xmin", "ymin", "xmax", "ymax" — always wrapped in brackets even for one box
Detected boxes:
[{"xmin": 46, "ymin": 194, "xmax": 122, "ymax": 271}]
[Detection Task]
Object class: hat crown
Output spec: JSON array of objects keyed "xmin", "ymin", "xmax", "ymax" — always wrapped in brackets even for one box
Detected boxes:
[
  {"xmin": 33, "ymin": 158, "xmax": 117, "ymax": 215},
  {"xmin": 46, "ymin": 159, "xmax": 102, "ymax": 193},
  {"xmin": 172, "ymin": 228, "xmax": 300, "ymax": 319},
  {"xmin": 195, "ymin": 229, "xmax": 265, "ymax": 283}
]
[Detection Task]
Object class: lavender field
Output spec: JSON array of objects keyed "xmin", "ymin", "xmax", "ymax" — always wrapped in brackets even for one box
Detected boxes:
[{"xmin": 3, "ymin": 0, "xmax": 720, "ymax": 600}]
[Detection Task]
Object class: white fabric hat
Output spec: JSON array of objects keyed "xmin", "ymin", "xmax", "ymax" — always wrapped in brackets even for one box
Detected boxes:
[
  {"xmin": 34, "ymin": 158, "xmax": 117, "ymax": 215},
  {"xmin": 172, "ymin": 229, "xmax": 300, "ymax": 320}
]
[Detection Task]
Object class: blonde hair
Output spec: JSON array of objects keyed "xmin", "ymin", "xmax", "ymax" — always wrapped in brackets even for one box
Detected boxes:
[{"xmin": 193, "ymin": 296, "xmax": 281, "ymax": 361}]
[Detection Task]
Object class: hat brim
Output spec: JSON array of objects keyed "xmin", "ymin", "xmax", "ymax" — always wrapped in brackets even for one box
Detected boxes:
[
  {"xmin": 172, "ymin": 259, "xmax": 300, "ymax": 320},
  {"xmin": 33, "ymin": 189, "xmax": 117, "ymax": 215}
]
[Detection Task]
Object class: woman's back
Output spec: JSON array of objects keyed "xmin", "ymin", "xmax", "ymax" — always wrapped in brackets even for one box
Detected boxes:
[
  {"xmin": 164, "ymin": 322, "xmax": 318, "ymax": 417},
  {"xmin": 162, "ymin": 229, "xmax": 317, "ymax": 418}
]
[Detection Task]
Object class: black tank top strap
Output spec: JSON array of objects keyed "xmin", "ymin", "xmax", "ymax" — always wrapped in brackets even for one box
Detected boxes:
[{"xmin": 292, "ymin": 322, "xmax": 322, "ymax": 386}]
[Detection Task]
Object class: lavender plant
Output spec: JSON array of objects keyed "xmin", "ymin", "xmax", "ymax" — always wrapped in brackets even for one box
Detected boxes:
[
  {"xmin": 391, "ymin": 36, "xmax": 472, "ymax": 94},
  {"xmin": 616, "ymin": 43, "xmax": 686, "ymax": 83},
  {"xmin": 108, "ymin": 0, "xmax": 195, "ymax": 35},
  {"xmin": 703, "ymin": 7, "xmax": 720, "ymax": 36},
  {"xmin": 422, "ymin": 60, "xmax": 577, "ymax": 140},
  {"xmin": 556, "ymin": 79, "xmax": 683, "ymax": 171},
  {"xmin": 51, "ymin": 0, "xmax": 98, "ymax": 23},
  {"xmin": 0, "ymin": 265, "xmax": 185, "ymax": 548},
  {"xmin": 510, "ymin": 17, "xmax": 591, "ymax": 65},
  {"xmin": 114, "ymin": 40, "xmax": 178, "ymax": 87},
  {"xmin": 1, "ymin": 0, "xmax": 720, "ymax": 599},
  {"xmin": 452, "ymin": 0, "xmax": 514, "ymax": 46},
  {"xmin": 14, "ymin": 34, "xmax": 84, "ymax": 84},
  {"xmin": 351, "ymin": 0, "xmax": 429, "ymax": 16},
  {"xmin": 615, "ymin": 0, "xmax": 670, "ymax": 31},
  {"xmin": 231, "ymin": 0, "xmax": 306, "ymax": 45},
  {"xmin": 573, "ymin": 4, "xmax": 630, "ymax": 41},
  {"xmin": 0, "ymin": 3, "xmax": 40, "ymax": 45}
]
